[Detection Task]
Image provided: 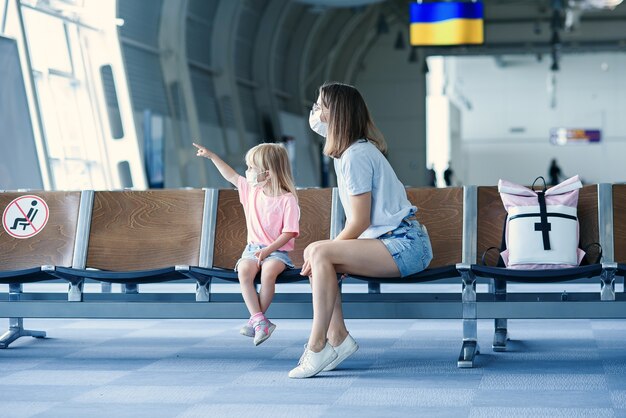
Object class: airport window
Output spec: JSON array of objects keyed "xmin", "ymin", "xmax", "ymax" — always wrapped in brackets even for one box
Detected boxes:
[{"xmin": 21, "ymin": 6, "xmax": 108, "ymax": 190}]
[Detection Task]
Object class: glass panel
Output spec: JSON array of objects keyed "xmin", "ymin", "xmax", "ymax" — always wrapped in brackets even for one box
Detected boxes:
[
  {"xmin": 22, "ymin": 8, "xmax": 72, "ymax": 73},
  {"xmin": 22, "ymin": 6, "xmax": 109, "ymax": 190},
  {"xmin": 33, "ymin": 62, "xmax": 108, "ymax": 189},
  {"xmin": 1, "ymin": 0, "xmax": 7, "ymax": 33},
  {"xmin": 50, "ymin": 159, "xmax": 93, "ymax": 190}
]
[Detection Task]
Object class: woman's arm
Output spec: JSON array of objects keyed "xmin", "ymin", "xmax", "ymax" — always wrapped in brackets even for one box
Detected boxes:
[
  {"xmin": 255, "ymin": 232, "xmax": 298, "ymax": 266},
  {"xmin": 193, "ymin": 143, "xmax": 239, "ymax": 186},
  {"xmin": 334, "ymin": 192, "xmax": 371, "ymax": 240}
]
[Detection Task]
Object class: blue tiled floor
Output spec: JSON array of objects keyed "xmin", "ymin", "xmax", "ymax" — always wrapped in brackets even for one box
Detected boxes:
[{"xmin": 2, "ymin": 315, "xmax": 626, "ymax": 416}]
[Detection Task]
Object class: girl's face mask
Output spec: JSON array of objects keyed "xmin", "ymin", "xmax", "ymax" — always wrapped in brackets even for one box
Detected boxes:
[
  {"xmin": 309, "ymin": 106, "xmax": 328, "ymax": 137},
  {"xmin": 245, "ymin": 168, "xmax": 269, "ymax": 188}
]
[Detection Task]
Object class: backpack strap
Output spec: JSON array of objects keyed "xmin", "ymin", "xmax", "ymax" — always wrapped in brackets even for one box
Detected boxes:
[
  {"xmin": 531, "ymin": 176, "xmax": 547, "ymax": 192},
  {"xmin": 535, "ymin": 191, "xmax": 552, "ymax": 251},
  {"xmin": 481, "ymin": 215, "xmax": 508, "ymax": 267},
  {"xmin": 531, "ymin": 176, "xmax": 551, "ymax": 251},
  {"xmin": 481, "ymin": 247, "xmax": 501, "ymax": 266},
  {"xmin": 581, "ymin": 242, "xmax": 603, "ymax": 265}
]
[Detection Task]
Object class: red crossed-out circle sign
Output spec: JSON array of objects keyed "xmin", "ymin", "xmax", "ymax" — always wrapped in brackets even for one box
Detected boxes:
[{"xmin": 2, "ymin": 195, "xmax": 50, "ymax": 239}]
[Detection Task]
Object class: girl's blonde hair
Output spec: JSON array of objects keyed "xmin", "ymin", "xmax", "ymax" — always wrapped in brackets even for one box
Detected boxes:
[
  {"xmin": 245, "ymin": 143, "xmax": 297, "ymax": 199},
  {"xmin": 319, "ymin": 81, "xmax": 387, "ymax": 158}
]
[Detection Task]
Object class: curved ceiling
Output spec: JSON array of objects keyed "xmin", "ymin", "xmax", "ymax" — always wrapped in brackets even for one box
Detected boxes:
[{"xmin": 293, "ymin": 0, "xmax": 384, "ymax": 7}]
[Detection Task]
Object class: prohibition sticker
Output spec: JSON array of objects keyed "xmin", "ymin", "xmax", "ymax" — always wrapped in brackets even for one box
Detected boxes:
[{"xmin": 2, "ymin": 195, "xmax": 50, "ymax": 239}]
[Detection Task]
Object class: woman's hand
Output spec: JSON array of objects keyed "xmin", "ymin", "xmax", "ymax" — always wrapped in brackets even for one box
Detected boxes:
[
  {"xmin": 300, "ymin": 240, "xmax": 327, "ymax": 277},
  {"xmin": 193, "ymin": 143, "xmax": 214, "ymax": 159},
  {"xmin": 300, "ymin": 259, "xmax": 311, "ymax": 277},
  {"xmin": 301, "ymin": 242, "xmax": 314, "ymax": 276}
]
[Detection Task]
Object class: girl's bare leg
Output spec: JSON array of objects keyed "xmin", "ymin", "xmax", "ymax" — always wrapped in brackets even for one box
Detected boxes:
[
  {"xmin": 238, "ymin": 260, "xmax": 261, "ymax": 315},
  {"xmin": 259, "ymin": 259, "xmax": 286, "ymax": 313}
]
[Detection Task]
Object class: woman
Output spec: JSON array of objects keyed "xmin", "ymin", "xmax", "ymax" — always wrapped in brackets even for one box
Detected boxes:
[{"xmin": 289, "ymin": 82, "xmax": 433, "ymax": 379}]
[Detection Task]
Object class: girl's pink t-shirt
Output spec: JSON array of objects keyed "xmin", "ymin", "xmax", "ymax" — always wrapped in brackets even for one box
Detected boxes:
[{"xmin": 237, "ymin": 176, "xmax": 300, "ymax": 251}]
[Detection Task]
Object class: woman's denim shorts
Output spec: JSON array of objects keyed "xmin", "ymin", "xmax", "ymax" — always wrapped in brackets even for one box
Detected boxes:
[
  {"xmin": 234, "ymin": 243, "xmax": 295, "ymax": 271},
  {"xmin": 378, "ymin": 218, "xmax": 433, "ymax": 277}
]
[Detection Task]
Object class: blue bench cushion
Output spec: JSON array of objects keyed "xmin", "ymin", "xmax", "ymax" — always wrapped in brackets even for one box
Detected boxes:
[
  {"xmin": 471, "ymin": 264, "xmax": 602, "ymax": 283},
  {"xmin": 347, "ymin": 265, "xmax": 461, "ymax": 284},
  {"xmin": 0, "ymin": 267, "xmax": 58, "ymax": 284},
  {"xmin": 53, "ymin": 266, "xmax": 189, "ymax": 284},
  {"xmin": 189, "ymin": 266, "xmax": 308, "ymax": 284}
]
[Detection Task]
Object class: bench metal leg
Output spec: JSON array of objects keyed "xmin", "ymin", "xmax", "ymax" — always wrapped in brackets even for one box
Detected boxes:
[
  {"xmin": 0, "ymin": 318, "xmax": 46, "ymax": 349},
  {"xmin": 195, "ymin": 279, "xmax": 212, "ymax": 302},
  {"xmin": 68, "ymin": 280, "xmax": 83, "ymax": 302},
  {"xmin": 458, "ymin": 340, "xmax": 479, "ymax": 368},
  {"xmin": 368, "ymin": 282, "xmax": 381, "ymax": 294},
  {"xmin": 123, "ymin": 284, "xmax": 138, "ymax": 294},
  {"xmin": 180, "ymin": 270, "xmax": 212, "ymax": 302},
  {"xmin": 458, "ymin": 269, "xmax": 479, "ymax": 368},
  {"xmin": 0, "ymin": 284, "xmax": 46, "ymax": 349},
  {"xmin": 601, "ymin": 267, "xmax": 616, "ymax": 301},
  {"xmin": 101, "ymin": 282, "xmax": 112, "ymax": 293},
  {"xmin": 492, "ymin": 279, "xmax": 509, "ymax": 351},
  {"xmin": 493, "ymin": 318, "xmax": 509, "ymax": 352}
]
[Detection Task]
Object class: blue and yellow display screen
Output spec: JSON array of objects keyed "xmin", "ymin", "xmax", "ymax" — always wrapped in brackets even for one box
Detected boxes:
[{"xmin": 410, "ymin": 1, "xmax": 484, "ymax": 46}]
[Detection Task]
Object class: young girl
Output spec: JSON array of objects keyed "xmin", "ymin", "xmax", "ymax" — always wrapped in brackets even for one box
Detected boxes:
[
  {"xmin": 289, "ymin": 82, "xmax": 433, "ymax": 378},
  {"xmin": 193, "ymin": 142, "xmax": 300, "ymax": 346}
]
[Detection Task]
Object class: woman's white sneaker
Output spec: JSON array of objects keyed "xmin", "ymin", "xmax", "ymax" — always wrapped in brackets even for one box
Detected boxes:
[
  {"xmin": 323, "ymin": 334, "xmax": 358, "ymax": 371},
  {"xmin": 288, "ymin": 343, "xmax": 337, "ymax": 379}
]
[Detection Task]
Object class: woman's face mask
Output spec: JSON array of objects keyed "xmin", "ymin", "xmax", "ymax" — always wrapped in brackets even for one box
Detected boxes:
[
  {"xmin": 309, "ymin": 105, "xmax": 328, "ymax": 138},
  {"xmin": 245, "ymin": 168, "xmax": 269, "ymax": 188}
]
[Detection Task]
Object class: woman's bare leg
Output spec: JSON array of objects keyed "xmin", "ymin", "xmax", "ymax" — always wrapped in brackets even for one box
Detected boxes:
[
  {"xmin": 307, "ymin": 253, "xmax": 340, "ymax": 352},
  {"xmin": 326, "ymin": 291, "xmax": 348, "ymax": 347},
  {"xmin": 306, "ymin": 239, "xmax": 399, "ymax": 352}
]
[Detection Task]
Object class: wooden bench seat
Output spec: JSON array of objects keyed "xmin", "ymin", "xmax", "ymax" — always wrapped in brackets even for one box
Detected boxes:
[
  {"xmin": 0, "ymin": 191, "xmax": 83, "ymax": 347},
  {"xmin": 0, "ymin": 191, "xmax": 82, "ymax": 283},
  {"xmin": 52, "ymin": 190, "xmax": 206, "ymax": 300},
  {"xmin": 188, "ymin": 188, "xmax": 335, "ymax": 291},
  {"xmin": 457, "ymin": 184, "xmax": 608, "ymax": 368},
  {"xmin": 346, "ymin": 187, "xmax": 464, "ymax": 285}
]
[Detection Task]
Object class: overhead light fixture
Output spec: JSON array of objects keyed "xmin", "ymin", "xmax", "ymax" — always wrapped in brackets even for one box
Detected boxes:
[
  {"xmin": 394, "ymin": 30, "xmax": 405, "ymax": 50},
  {"xmin": 563, "ymin": 0, "xmax": 623, "ymax": 30},
  {"xmin": 581, "ymin": 0, "xmax": 623, "ymax": 9}
]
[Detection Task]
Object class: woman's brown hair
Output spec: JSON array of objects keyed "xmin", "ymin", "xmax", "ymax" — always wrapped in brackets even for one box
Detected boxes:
[{"xmin": 319, "ymin": 82, "xmax": 387, "ymax": 158}]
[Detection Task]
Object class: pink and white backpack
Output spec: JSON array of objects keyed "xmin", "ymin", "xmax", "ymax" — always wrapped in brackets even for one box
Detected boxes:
[{"xmin": 497, "ymin": 175, "xmax": 585, "ymax": 270}]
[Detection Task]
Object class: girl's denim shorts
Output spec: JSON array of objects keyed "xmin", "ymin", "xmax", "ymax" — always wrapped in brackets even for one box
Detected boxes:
[
  {"xmin": 378, "ymin": 217, "xmax": 433, "ymax": 278},
  {"xmin": 234, "ymin": 243, "xmax": 295, "ymax": 271}
]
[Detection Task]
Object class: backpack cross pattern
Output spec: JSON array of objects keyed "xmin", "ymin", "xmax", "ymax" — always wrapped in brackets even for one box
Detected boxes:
[{"xmin": 497, "ymin": 175, "xmax": 587, "ymax": 270}]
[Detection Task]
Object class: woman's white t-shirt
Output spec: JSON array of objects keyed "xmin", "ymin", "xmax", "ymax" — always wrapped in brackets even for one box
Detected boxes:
[{"xmin": 333, "ymin": 139, "xmax": 415, "ymax": 239}]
